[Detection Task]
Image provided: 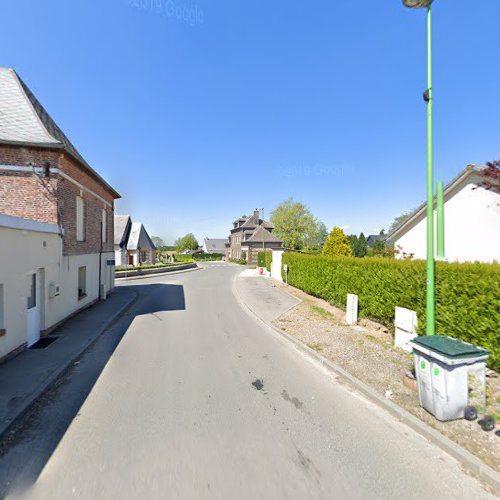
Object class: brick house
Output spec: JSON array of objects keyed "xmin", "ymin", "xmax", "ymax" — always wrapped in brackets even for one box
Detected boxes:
[
  {"xmin": 0, "ymin": 67, "xmax": 120, "ymax": 360},
  {"xmin": 228, "ymin": 210, "xmax": 283, "ymax": 264}
]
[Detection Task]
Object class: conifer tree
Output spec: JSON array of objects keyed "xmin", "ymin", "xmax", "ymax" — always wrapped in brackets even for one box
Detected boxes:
[{"xmin": 322, "ymin": 227, "xmax": 353, "ymax": 257}]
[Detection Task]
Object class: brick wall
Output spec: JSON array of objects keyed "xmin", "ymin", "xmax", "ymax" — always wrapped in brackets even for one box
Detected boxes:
[
  {"xmin": 0, "ymin": 145, "xmax": 60, "ymax": 224},
  {"xmin": 0, "ymin": 144, "xmax": 116, "ymax": 256}
]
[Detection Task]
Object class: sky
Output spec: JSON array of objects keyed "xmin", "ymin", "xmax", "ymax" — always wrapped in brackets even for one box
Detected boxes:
[{"xmin": 1, "ymin": 0, "xmax": 499, "ymax": 244}]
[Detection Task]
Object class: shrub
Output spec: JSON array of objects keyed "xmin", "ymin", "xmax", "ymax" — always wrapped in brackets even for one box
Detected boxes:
[
  {"xmin": 193, "ymin": 253, "xmax": 223, "ymax": 261},
  {"xmin": 228, "ymin": 258, "xmax": 247, "ymax": 265},
  {"xmin": 257, "ymin": 251, "xmax": 273, "ymax": 272},
  {"xmin": 322, "ymin": 227, "xmax": 352, "ymax": 257},
  {"xmin": 282, "ymin": 253, "xmax": 500, "ymax": 370},
  {"xmin": 173, "ymin": 254, "xmax": 194, "ymax": 263},
  {"xmin": 115, "ymin": 263, "xmax": 190, "ymax": 272}
]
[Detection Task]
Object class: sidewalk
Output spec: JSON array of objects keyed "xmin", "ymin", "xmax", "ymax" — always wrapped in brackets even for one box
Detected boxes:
[
  {"xmin": 233, "ymin": 271, "xmax": 500, "ymax": 492},
  {"xmin": 234, "ymin": 269, "xmax": 301, "ymax": 323},
  {"xmin": 0, "ymin": 287, "xmax": 137, "ymax": 439}
]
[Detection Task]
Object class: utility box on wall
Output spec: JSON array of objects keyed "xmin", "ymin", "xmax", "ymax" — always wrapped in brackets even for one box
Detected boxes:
[{"xmin": 48, "ymin": 282, "xmax": 60, "ymax": 299}]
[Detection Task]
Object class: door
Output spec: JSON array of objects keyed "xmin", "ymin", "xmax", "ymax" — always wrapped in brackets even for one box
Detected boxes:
[
  {"xmin": 26, "ymin": 271, "xmax": 41, "ymax": 347},
  {"xmin": 128, "ymin": 254, "xmax": 134, "ymax": 266}
]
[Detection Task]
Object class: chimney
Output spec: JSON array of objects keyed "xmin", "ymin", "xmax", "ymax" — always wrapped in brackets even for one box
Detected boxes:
[{"xmin": 253, "ymin": 209, "xmax": 260, "ymax": 224}]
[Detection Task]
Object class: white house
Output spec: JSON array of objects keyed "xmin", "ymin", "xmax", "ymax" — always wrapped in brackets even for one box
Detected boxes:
[
  {"xmin": 0, "ymin": 68, "xmax": 120, "ymax": 361},
  {"xmin": 202, "ymin": 238, "xmax": 227, "ymax": 255},
  {"xmin": 114, "ymin": 215, "xmax": 156, "ymax": 267},
  {"xmin": 386, "ymin": 165, "xmax": 500, "ymax": 263}
]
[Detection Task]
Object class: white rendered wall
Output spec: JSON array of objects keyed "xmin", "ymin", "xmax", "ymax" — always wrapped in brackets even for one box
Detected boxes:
[
  {"xmin": 0, "ymin": 224, "xmax": 115, "ymax": 359},
  {"xmin": 394, "ymin": 180, "xmax": 500, "ymax": 263}
]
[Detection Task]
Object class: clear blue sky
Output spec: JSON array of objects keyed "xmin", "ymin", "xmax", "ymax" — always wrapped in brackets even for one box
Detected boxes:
[{"xmin": 2, "ymin": 0, "xmax": 499, "ymax": 243}]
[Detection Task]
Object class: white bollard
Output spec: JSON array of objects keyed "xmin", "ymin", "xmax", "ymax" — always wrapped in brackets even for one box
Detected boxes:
[
  {"xmin": 346, "ymin": 294, "xmax": 358, "ymax": 325},
  {"xmin": 394, "ymin": 307, "xmax": 418, "ymax": 352}
]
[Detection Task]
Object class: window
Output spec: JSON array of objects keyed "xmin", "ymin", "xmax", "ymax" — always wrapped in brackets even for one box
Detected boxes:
[
  {"xmin": 76, "ymin": 196, "xmax": 85, "ymax": 242},
  {"xmin": 27, "ymin": 274, "xmax": 36, "ymax": 309},
  {"xmin": 78, "ymin": 266, "xmax": 87, "ymax": 300},
  {"xmin": 102, "ymin": 209, "xmax": 107, "ymax": 243}
]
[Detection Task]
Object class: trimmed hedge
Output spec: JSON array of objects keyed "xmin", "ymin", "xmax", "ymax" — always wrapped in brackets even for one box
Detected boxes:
[
  {"xmin": 193, "ymin": 253, "xmax": 223, "ymax": 261},
  {"xmin": 115, "ymin": 263, "xmax": 183, "ymax": 272},
  {"xmin": 282, "ymin": 253, "xmax": 500, "ymax": 370},
  {"xmin": 173, "ymin": 254, "xmax": 194, "ymax": 263},
  {"xmin": 228, "ymin": 258, "xmax": 247, "ymax": 265},
  {"xmin": 257, "ymin": 251, "xmax": 273, "ymax": 272}
]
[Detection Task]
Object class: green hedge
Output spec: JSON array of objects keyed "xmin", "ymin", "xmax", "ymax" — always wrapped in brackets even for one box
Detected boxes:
[
  {"xmin": 193, "ymin": 253, "xmax": 223, "ymax": 261},
  {"xmin": 282, "ymin": 253, "xmax": 500, "ymax": 370},
  {"xmin": 115, "ymin": 263, "xmax": 185, "ymax": 272},
  {"xmin": 228, "ymin": 258, "xmax": 247, "ymax": 265},
  {"xmin": 257, "ymin": 251, "xmax": 273, "ymax": 272},
  {"xmin": 173, "ymin": 254, "xmax": 194, "ymax": 263}
]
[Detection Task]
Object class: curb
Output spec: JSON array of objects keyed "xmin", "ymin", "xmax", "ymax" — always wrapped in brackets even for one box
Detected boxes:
[
  {"xmin": 115, "ymin": 263, "xmax": 198, "ymax": 280},
  {"xmin": 116, "ymin": 266, "xmax": 200, "ymax": 282},
  {"xmin": 232, "ymin": 274, "xmax": 500, "ymax": 493},
  {"xmin": 0, "ymin": 290, "xmax": 138, "ymax": 441}
]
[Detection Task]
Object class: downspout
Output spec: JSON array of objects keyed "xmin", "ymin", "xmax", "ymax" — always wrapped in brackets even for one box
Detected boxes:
[{"xmin": 98, "ymin": 221, "xmax": 103, "ymax": 300}]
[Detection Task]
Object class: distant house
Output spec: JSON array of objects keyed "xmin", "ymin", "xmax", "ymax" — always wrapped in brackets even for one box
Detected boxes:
[
  {"xmin": 366, "ymin": 234, "xmax": 385, "ymax": 248},
  {"xmin": 228, "ymin": 210, "xmax": 283, "ymax": 264},
  {"xmin": 180, "ymin": 248, "xmax": 204, "ymax": 255},
  {"xmin": 0, "ymin": 67, "xmax": 120, "ymax": 360},
  {"xmin": 386, "ymin": 165, "xmax": 500, "ymax": 263},
  {"xmin": 114, "ymin": 215, "xmax": 156, "ymax": 267},
  {"xmin": 202, "ymin": 238, "xmax": 226, "ymax": 255}
]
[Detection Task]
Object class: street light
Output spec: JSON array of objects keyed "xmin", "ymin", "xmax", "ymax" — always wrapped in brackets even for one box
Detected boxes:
[
  {"xmin": 403, "ymin": 0, "xmax": 436, "ymax": 335},
  {"xmin": 256, "ymin": 207, "xmax": 265, "ymax": 253},
  {"xmin": 402, "ymin": 0, "xmax": 433, "ymax": 7}
]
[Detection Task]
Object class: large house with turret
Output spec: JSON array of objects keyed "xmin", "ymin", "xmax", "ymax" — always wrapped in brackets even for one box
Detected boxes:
[{"xmin": 226, "ymin": 210, "xmax": 282, "ymax": 264}]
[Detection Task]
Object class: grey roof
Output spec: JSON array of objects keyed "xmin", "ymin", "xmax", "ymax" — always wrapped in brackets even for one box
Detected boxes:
[
  {"xmin": 127, "ymin": 222, "xmax": 156, "ymax": 251},
  {"xmin": 366, "ymin": 234, "xmax": 385, "ymax": 248},
  {"xmin": 241, "ymin": 215, "xmax": 273, "ymax": 229},
  {"xmin": 0, "ymin": 67, "xmax": 120, "ymax": 198},
  {"xmin": 386, "ymin": 164, "xmax": 487, "ymax": 242},
  {"xmin": 245, "ymin": 225, "xmax": 282, "ymax": 244},
  {"xmin": 114, "ymin": 215, "xmax": 131, "ymax": 247},
  {"xmin": 203, "ymin": 238, "xmax": 227, "ymax": 253}
]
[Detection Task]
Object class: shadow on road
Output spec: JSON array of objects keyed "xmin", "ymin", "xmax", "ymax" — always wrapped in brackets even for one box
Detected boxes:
[{"xmin": 0, "ymin": 283, "xmax": 185, "ymax": 498}]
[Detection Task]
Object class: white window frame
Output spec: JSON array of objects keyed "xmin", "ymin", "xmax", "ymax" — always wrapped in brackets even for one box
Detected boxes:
[
  {"xmin": 76, "ymin": 196, "xmax": 85, "ymax": 242},
  {"xmin": 102, "ymin": 209, "xmax": 107, "ymax": 244}
]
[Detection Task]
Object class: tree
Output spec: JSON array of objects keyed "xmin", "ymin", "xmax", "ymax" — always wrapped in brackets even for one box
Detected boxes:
[
  {"xmin": 387, "ymin": 209, "xmax": 417, "ymax": 235},
  {"xmin": 304, "ymin": 221, "xmax": 329, "ymax": 254},
  {"xmin": 347, "ymin": 232, "xmax": 368, "ymax": 257},
  {"xmin": 479, "ymin": 160, "xmax": 500, "ymax": 191},
  {"xmin": 357, "ymin": 232, "xmax": 368, "ymax": 257},
  {"xmin": 367, "ymin": 238, "xmax": 395, "ymax": 258},
  {"xmin": 151, "ymin": 236, "xmax": 166, "ymax": 248},
  {"xmin": 347, "ymin": 234, "xmax": 359, "ymax": 256},
  {"xmin": 322, "ymin": 227, "xmax": 352, "ymax": 258},
  {"xmin": 270, "ymin": 198, "xmax": 327, "ymax": 252},
  {"xmin": 175, "ymin": 233, "xmax": 199, "ymax": 252}
]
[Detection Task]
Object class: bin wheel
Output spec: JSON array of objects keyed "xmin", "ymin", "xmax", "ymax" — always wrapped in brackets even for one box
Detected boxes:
[
  {"xmin": 479, "ymin": 415, "xmax": 496, "ymax": 432},
  {"xmin": 464, "ymin": 406, "xmax": 478, "ymax": 421}
]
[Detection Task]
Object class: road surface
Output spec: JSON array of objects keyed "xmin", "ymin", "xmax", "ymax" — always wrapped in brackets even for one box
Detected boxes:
[{"xmin": 0, "ymin": 263, "xmax": 494, "ymax": 499}]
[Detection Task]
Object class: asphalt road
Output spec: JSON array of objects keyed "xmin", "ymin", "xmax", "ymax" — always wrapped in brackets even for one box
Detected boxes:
[{"xmin": 0, "ymin": 264, "xmax": 494, "ymax": 499}]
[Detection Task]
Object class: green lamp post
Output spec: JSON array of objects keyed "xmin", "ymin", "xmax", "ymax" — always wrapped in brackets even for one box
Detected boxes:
[{"xmin": 402, "ymin": 0, "xmax": 436, "ymax": 335}]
